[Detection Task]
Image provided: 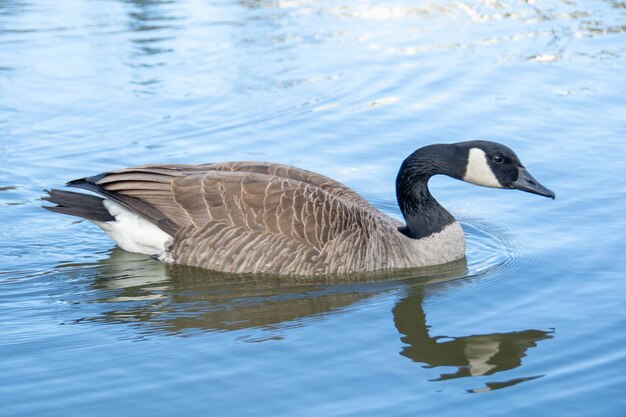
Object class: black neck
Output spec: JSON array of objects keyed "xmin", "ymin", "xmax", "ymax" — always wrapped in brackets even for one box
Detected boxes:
[{"xmin": 395, "ymin": 144, "xmax": 463, "ymax": 239}]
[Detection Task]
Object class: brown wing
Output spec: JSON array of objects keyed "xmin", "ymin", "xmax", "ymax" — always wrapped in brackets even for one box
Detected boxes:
[
  {"xmin": 74, "ymin": 161, "xmax": 374, "ymax": 233},
  {"xmin": 91, "ymin": 165, "xmax": 364, "ymax": 240}
]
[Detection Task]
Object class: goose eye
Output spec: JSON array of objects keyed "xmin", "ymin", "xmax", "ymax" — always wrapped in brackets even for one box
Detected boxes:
[{"xmin": 492, "ymin": 155, "xmax": 504, "ymax": 164}]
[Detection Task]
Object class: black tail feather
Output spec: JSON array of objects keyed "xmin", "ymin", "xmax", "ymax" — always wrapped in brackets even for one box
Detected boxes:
[
  {"xmin": 66, "ymin": 177, "xmax": 178, "ymax": 235},
  {"xmin": 42, "ymin": 189, "xmax": 115, "ymax": 222}
]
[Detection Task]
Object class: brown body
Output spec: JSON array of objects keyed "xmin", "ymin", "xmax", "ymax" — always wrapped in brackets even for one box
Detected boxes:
[{"xmin": 69, "ymin": 162, "xmax": 464, "ymax": 276}]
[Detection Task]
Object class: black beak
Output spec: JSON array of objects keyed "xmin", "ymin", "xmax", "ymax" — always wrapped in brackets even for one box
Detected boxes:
[{"xmin": 510, "ymin": 167, "xmax": 555, "ymax": 199}]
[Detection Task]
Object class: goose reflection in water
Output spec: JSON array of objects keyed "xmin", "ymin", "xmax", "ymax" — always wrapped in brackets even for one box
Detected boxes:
[
  {"xmin": 71, "ymin": 248, "xmax": 552, "ymax": 388},
  {"xmin": 394, "ymin": 291, "xmax": 553, "ymax": 391}
]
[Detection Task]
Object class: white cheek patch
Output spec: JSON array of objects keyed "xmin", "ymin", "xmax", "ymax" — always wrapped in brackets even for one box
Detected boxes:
[{"xmin": 463, "ymin": 148, "xmax": 502, "ymax": 188}]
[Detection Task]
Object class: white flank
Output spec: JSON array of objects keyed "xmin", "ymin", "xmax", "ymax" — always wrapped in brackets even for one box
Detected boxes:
[
  {"xmin": 463, "ymin": 148, "xmax": 502, "ymax": 188},
  {"xmin": 92, "ymin": 200, "xmax": 173, "ymax": 260}
]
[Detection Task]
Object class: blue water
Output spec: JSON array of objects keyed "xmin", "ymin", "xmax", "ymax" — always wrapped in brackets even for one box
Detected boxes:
[{"xmin": 1, "ymin": 0, "xmax": 626, "ymax": 415}]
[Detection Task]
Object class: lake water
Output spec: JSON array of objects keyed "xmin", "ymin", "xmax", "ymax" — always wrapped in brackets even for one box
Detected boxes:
[{"xmin": 1, "ymin": 0, "xmax": 625, "ymax": 415}]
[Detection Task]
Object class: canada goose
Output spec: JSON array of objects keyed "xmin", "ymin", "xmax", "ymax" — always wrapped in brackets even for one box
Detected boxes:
[{"xmin": 43, "ymin": 141, "xmax": 554, "ymax": 276}]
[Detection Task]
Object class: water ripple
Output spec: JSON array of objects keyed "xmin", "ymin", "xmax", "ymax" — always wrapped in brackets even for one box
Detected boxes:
[{"xmin": 464, "ymin": 220, "xmax": 527, "ymax": 277}]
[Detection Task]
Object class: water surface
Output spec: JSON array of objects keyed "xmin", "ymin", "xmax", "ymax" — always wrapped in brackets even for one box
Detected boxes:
[{"xmin": 1, "ymin": 0, "xmax": 626, "ymax": 416}]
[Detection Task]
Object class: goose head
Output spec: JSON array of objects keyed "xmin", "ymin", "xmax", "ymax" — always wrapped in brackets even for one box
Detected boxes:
[
  {"xmin": 456, "ymin": 140, "xmax": 555, "ymax": 199},
  {"xmin": 396, "ymin": 141, "xmax": 554, "ymax": 239}
]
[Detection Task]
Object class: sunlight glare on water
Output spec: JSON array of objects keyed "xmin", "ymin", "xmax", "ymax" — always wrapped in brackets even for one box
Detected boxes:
[{"xmin": 1, "ymin": 0, "xmax": 626, "ymax": 416}]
